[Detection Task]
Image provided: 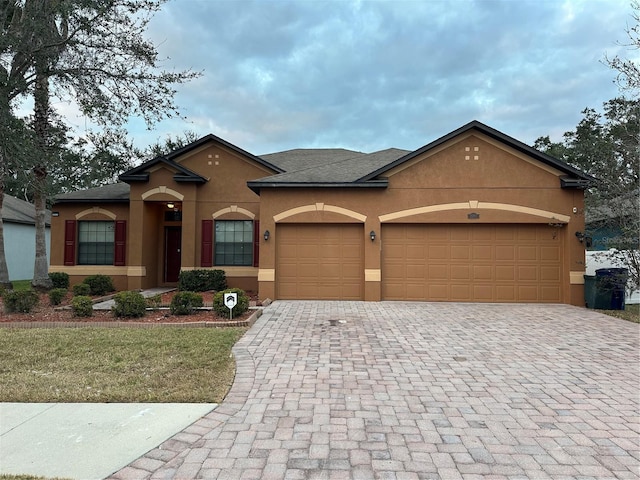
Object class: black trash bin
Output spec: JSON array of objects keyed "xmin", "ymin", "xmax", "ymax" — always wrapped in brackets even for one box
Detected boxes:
[
  {"xmin": 584, "ymin": 274, "xmax": 596, "ymax": 308},
  {"xmin": 595, "ymin": 268, "xmax": 628, "ymax": 310}
]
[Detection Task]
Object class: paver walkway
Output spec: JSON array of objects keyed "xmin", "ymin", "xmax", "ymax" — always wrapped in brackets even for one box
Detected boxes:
[
  {"xmin": 93, "ymin": 288, "xmax": 175, "ymax": 310},
  {"xmin": 110, "ymin": 301, "xmax": 640, "ymax": 479}
]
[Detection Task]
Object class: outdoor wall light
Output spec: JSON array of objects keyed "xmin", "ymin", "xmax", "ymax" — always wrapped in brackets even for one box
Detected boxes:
[
  {"xmin": 166, "ymin": 202, "xmax": 175, "ymax": 209},
  {"xmin": 575, "ymin": 231, "xmax": 593, "ymax": 248},
  {"xmin": 264, "ymin": 230, "xmax": 270, "ymax": 241},
  {"xmin": 370, "ymin": 230, "xmax": 376, "ymax": 242}
]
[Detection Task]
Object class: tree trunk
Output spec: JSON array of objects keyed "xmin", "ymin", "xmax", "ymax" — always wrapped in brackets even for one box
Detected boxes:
[{"xmin": 31, "ymin": 59, "xmax": 52, "ymax": 291}]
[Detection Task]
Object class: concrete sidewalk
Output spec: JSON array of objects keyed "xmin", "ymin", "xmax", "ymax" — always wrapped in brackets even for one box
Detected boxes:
[{"xmin": 0, "ymin": 403, "xmax": 216, "ymax": 480}]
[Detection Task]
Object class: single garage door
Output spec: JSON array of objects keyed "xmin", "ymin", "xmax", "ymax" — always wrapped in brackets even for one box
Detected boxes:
[
  {"xmin": 277, "ymin": 224, "xmax": 364, "ymax": 300},
  {"xmin": 382, "ymin": 224, "xmax": 563, "ymax": 302}
]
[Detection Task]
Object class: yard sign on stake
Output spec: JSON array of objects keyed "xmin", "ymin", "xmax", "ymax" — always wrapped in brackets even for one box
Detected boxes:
[{"xmin": 224, "ymin": 292, "xmax": 238, "ymax": 320}]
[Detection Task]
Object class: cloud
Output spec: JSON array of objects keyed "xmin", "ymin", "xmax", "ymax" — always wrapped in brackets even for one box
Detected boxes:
[{"xmin": 122, "ymin": 0, "xmax": 634, "ymax": 154}]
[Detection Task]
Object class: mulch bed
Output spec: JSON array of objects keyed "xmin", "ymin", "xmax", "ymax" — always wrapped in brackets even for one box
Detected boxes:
[{"xmin": 0, "ymin": 290, "xmax": 260, "ymax": 325}]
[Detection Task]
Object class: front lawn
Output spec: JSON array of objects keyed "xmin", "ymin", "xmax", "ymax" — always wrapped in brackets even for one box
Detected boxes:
[
  {"xmin": 0, "ymin": 327, "xmax": 247, "ymax": 402},
  {"xmin": 598, "ymin": 303, "xmax": 640, "ymax": 323}
]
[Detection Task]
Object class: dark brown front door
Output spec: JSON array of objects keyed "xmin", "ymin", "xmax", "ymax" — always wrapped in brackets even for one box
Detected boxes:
[{"xmin": 165, "ymin": 227, "xmax": 182, "ymax": 283}]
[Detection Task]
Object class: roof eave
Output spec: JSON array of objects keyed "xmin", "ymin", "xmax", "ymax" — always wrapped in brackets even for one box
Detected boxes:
[
  {"xmin": 53, "ymin": 197, "xmax": 130, "ymax": 204},
  {"xmin": 173, "ymin": 175, "xmax": 207, "ymax": 184},
  {"xmin": 247, "ymin": 179, "xmax": 388, "ymax": 195},
  {"xmin": 560, "ymin": 176, "xmax": 594, "ymax": 189},
  {"xmin": 119, "ymin": 173, "xmax": 149, "ymax": 182}
]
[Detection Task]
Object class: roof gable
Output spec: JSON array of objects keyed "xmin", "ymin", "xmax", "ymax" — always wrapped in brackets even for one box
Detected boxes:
[
  {"xmin": 358, "ymin": 120, "xmax": 595, "ymax": 187},
  {"xmin": 120, "ymin": 134, "xmax": 284, "ymax": 184}
]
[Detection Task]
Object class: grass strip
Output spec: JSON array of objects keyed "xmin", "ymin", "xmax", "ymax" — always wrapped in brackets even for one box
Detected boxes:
[
  {"xmin": 0, "ymin": 327, "xmax": 247, "ymax": 403},
  {"xmin": 597, "ymin": 303, "xmax": 639, "ymax": 323}
]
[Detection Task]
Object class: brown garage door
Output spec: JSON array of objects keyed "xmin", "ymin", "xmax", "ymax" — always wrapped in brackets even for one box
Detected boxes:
[
  {"xmin": 277, "ymin": 224, "xmax": 364, "ymax": 300},
  {"xmin": 382, "ymin": 224, "xmax": 563, "ymax": 302}
]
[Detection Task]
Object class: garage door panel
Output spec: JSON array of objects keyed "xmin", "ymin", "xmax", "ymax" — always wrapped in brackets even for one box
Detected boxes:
[
  {"xmin": 518, "ymin": 266, "xmax": 538, "ymax": 281},
  {"xmin": 496, "ymin": 285, "xmax": 516, "ymax": 302},
  {"xmin": 428, "ymin": 264, "xmax": 448, "ymax": 280},
  {"xmin": 518, "ymin": 285, "xmax": 539, "ymax": 302},
  {"xmin": 495, "ymin": 246, "xmax": 515, "ymax": 261},
  {"xmin": 428, "ymin": 245, "xmax": 448, "ymax": 259},
  {"xmin": 473, "ymin": 245, "xmax": 492, "ymax": 260},
  {"xmin": 451, "ymin": 265, "xmax": 470, "ymax": 280},
  {"xmin": 473, "ymin": 284, "xmax": 493, "ymax": 301},
  {"xmin": 428, "ymin": 284, "xmax": 449, "ymax": 300},
  {"xmin": 451, "ymin": 245, "xmax": 470, "ymax": 260},
  {"xmin": 541, "ymin": 286, "xmax": 561, "ymax": 302},
  {"xmin": 382, "ymin": 224, "xmax": 563, "ymax": 303},
  {"xmin": 541, "ymin": 266, "xmax": 561, "ymax": 281},
  {"xmin": 518, "ymin": 246, "xmax": 537, "ymax": 261},
  {"xmin": 277, "ymin": 224, "xmax": 363, "ymax": 300},
  {"xmin": 406, "ymin": 264, "xmax": 426, "ymax": 279},
  {"xmin": 451, "ymin": 284, "xmax": 471, "ymax": 301},
  {"xmin": 471, "ymin": 229, "xmax": 492, "ymax": 241},
  {"xmin": 541, "ymin": 246, "xmax": 561, "ymax": 261},
  {"xmin": 495, "ymin": 265, "xmax": 515, "ymax": 281},
  {"xmin": 473, "ymin": 265, "xmax": 493, "ymax": 280}
]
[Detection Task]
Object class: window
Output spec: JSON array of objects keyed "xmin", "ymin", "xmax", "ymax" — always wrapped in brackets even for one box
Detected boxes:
[
  {"xmin": 78, "ymin": 221, "xmax": 114, "ymax": 265},
  {"xmin": 215, "ymin": 220, "xmax": 253, "ymax": 266}
]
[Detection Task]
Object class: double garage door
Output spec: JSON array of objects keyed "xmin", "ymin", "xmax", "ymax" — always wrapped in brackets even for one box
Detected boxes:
[{"xmin": 276, "ymin": 223, "xmax": 562, "ymax": 302}]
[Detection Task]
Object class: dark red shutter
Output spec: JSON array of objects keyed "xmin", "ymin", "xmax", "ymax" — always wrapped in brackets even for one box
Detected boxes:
[
  {"xmin": 201, "ymin": 219, "xmax": 213, "ymax": 267},
  {"xmin": 64, "ymin": 220, "xmax": 76, "ymax": 266},
  {"xmin": 114, "ymin": 220, "xmax": 126, "ymax": 266},
  {"xmin": 253, "ymin": 220, "xmax": 260, "ymax": 267}
]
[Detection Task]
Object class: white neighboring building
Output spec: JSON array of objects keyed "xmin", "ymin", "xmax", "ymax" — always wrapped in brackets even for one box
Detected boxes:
[
  {"xmin": 586, "ymin": 250, "xmax": 640, "ymax": 305},
  {"xmin": 1, "ymin": 194, "xmax": 51, "ymax": 281}
]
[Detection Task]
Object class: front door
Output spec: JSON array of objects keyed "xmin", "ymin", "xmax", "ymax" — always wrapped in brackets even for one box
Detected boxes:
[{"xmin": 165, "ymin": 227, "xmax": 182, "ymax": 283}]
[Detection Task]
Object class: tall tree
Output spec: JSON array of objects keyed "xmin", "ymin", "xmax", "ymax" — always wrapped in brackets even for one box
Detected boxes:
[
  {"xmin": 534, "ymin": 98, "xmax": 640, "ymax": 290},
  {"xmin": 0, "ymin": 0, "xmax": 199, "ymax": 289},
  {"xmin": 605, "ymin": 0, "xmax": 640, "ymax": 95}
]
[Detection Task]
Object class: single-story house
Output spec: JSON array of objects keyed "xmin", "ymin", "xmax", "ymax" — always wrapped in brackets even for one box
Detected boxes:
[
  {"xmin": 2, "ymin": 194, "xmax": 51, "ymax": 281},
  {"xmin": 50, "ymin": 121, "xmax": 593, "ymax": 305}
]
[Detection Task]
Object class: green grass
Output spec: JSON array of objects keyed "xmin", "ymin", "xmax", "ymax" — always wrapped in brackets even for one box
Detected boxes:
[
  {"xmin": 597, "ymin": 303, "xmax": 640, "ymax": 323},
  {"xmin": 0, "ymin": 476, "xmax": 71, "ymax": 480},
  {"xmin": 0, "ymin": 327, "xmax": 247, "ymax": 402},
  {"xmin": 7, "ymin": 279, "xmax": 31, "ymax": 291}
]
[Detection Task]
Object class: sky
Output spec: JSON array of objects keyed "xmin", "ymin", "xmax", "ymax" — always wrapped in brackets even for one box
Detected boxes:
[{"xmin": 68, "ymin": 0, "xmax": 637, "ymax": 156}]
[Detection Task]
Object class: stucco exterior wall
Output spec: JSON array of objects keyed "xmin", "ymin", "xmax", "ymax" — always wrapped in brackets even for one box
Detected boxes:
[{"xmin": 4, "ymin": 222, "xmax": 51, "ymax": 281}]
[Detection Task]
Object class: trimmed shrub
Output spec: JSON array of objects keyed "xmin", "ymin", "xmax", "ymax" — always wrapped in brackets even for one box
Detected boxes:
[
  {"xmin": 112, "ymin": 291, "xmax": 147, "ymax": 318},
  {"xmin": 49, "ymin": 272, "xmax": 70, "ymax": 289},
  {"xmin": 3, "ymin": 289, "xmax": 39, "ymax": 313},
  {"xmin": 72, "ymin": 283, "xmax": 91, "ymax": 296},
  {"xmin": 49, "ymin": 288, "xmax": 68, "ymax": 306},
  {"xmin": 83, "ymin": 274, "xmax": 115, "ymax": 296},
  {"xmin": 213, "ymin": 288, "xmax": 249, "ymax": 318},
  {"xmin": 71, "ymin": 295, "xmax": 93, "ymax": 317},
  {"xmin": 170, "ymin": 291, "xmax": 203, "ymax": 315},
  {"xmin": 178, "ymin": 269, "xmax": 227, "ymax": 292}
]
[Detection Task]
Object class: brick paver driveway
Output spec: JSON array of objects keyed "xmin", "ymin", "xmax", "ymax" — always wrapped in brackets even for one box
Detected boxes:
[{"xmin": 112, "ymin": 302, "xmax": 639, "ymax": 479}]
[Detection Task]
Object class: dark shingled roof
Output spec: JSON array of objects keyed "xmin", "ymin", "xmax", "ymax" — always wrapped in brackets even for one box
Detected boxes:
[
  {"xmin": 260, "ymin": 148, "xmax": 366, "ymax": 173},
  {"xmin": 251, "ymin": 148, "xmax": 410, "ymax": 185},
  {"xmin": 54, "ymin": 183, "xmax": 130, "ymax": 203},
  {"xmin": 2, "ymin": 194, "xmax": 51, "ymax": 226}
]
